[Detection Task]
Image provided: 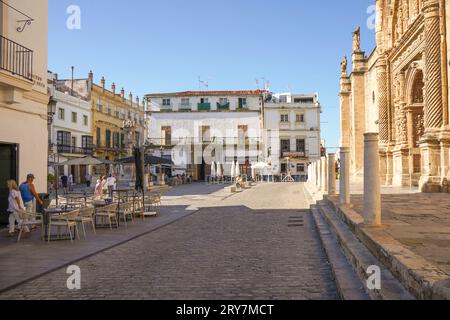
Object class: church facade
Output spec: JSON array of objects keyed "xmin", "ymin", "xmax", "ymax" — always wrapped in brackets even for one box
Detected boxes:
[{"xmin": 340, "ymin": 0, "xmax": 450, "ymax": 192}]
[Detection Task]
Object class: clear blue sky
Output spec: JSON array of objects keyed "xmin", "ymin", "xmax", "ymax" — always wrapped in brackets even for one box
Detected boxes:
[{"xmin": 49, "ymin": 0, "xmax": 375, "ymax": 150}]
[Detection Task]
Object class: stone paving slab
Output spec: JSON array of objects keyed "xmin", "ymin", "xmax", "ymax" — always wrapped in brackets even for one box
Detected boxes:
[
  {"xmin": 0, "ymin": 183, "xmax": 233, "ymax": 293},
  {"xmin": 324, "ymin": 194, "xmax": 450, "ymax": 299},
  {"xmin": 0, "ymin": 183, "xmax": 339, "ymax": 300}
]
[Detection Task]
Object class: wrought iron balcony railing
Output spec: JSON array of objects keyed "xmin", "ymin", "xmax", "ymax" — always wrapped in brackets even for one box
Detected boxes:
[
  {"xmin": 0, "ymin": 35, "xmax": 33, "ymax": 81},
  {"xmin": 57, "ymin": 145, "xmax": 94, "ymax": 156}
]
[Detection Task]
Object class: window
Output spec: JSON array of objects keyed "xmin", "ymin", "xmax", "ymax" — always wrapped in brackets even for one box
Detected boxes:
[
  {"xmin": 96, "ymin": 98, "xmax": 102, "ymax": 112},
  {"xmin": 181, "ymin": 98, "xmax": 190, "ymax": 106},
  {"xmin": 114, "ymin": 107, "xmax": 120, "ymax": 118},
  {"xmin": 105, "ymin": 129, "xmax": 111, "ymax": 148},
  {"xmin": 238, "ymin": 98, "xmax": 247, "ymax": 108},
  {"xmin": 58, "ymin": 108, "xmax": 65, "ymax": 120},
  {"xmin": 83, "ymin": 115, "xmax": 88, "ymax": 126},
  {"xmin": 200, "ymin": 98, "xmax": 209, "ymax": 104},
  {"xmin": 281, "ymin": 139, "xmax": 290, "ymax": 153},
  {"xmin": 96, "ymin": 128, "xmax": 101, "ymax": 146},
  {"xmin": 120, "ymin": 133, "xmax": 125, "ymax": 149},
  {"xmin": 297, "ymin": 164, "xmax": 305, "ymax": 173},
  {"xmin": 219, "ymin": 98, "xmax": 228, "ymax": 105},
  {"xmin": 162, "ymin": 99, "xmax": 171, "ymax": 106},
  {"xmin": 105, "ymin": 102, "xmax": 111, "ymax": 115},
  {"xmin": 113, "ymin": 132, "xmax": 120, "ymax": 149},
  {"xmin": 71, "ymin": 112, "xmax": 77, "ymax": 123},
  {"xmin": 281, "ymin": 163, "xmax": 287, "ymax": 173},
  {"xmin": 71, "ymin": 136, "xmax": 77, "ymax": 148},
  {"xmin": 82, "ymin": 136, "xmax": 93, "ymax": 151},
  {"xmin": 161, "ymin": 126, "xmax": 172, "ymax": 146},
  {"xmin": 201, "ymin": 126, "xmax": 211, "ymax": 143},
  {"xmin": 281, "ymin": 114, "xmax": 289, "ymax": 123},
  {"xmin": 296, "ymin": 114, "xmax": 305, "ymax": 123},
  {"xmin": 296, "ymin": 139, "xmax": 305, "ymax": 153},
  {"xmin": 57, "ymin": 131, "xmax": 71, "ymax": 146}
]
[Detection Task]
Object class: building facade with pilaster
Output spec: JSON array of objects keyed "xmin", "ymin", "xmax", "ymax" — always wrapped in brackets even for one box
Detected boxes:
[{"xmin": 339, "ymin": 0, "xmax": 450, "ymax": 192}]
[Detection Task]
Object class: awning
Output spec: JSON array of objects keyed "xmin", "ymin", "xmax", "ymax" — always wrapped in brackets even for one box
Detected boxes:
[
  {"xmin": 117, "ymin": 155, "xmax": 173, "ymax": 166},
  {"xmin": 58, "ymin": 156, "xmax": 106, "ymax": 166}
]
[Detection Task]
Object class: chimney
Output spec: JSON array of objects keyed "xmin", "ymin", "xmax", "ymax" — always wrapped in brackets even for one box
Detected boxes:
[
  {"xmin": 120, "ymin": 88, "xmax": 125, "ymax": 100},
  {"xmin": 129, "ymin": 92, "xmax": 133, "ymax": 107},
  {"xmin": 88, "ymin": 70, "xmax": 93, "ymax": 82},
  {"xmin": 101, "ymin": 77, "xmax": 105, "ymax": 92},
  {"xmin": 111, "ymin": 83, "xmax": 116, "ymax": 95},
  {"xmin": 136, "ymin": 96, "xmax": 140, "ymax": 107}
]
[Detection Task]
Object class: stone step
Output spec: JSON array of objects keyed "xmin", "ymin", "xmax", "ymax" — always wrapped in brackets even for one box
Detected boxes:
[
  {"xmin": 316, "ymin": 202, "xmax": 415, "ymax": 300},
  {"xmin": 311, "ymin": 206, "xmax": 369, "ymax": 300},
  {"xmin": 322, "ymin": 196, "xmax": 450, "ymax": 300}
]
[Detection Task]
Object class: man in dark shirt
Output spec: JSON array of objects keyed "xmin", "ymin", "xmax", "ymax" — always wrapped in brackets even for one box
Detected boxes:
[{"xmin": 61, "ymin": 175, "xmax": 69, "ymax": 195}]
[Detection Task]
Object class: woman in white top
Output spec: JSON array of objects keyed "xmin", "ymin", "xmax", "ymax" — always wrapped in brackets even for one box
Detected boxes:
[{"xmin": 6, "ymin": 180, "xmax": 26, "ymax": 236}]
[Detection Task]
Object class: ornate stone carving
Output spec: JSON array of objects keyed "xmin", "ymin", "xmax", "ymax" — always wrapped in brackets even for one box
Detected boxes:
[
  {"xmin": 340, "ymin": 56, "xmax": 348, "ymax": 77},
  {"xmin": 352, "ymin": 27, "xmax": 361, "ymax": 52}
]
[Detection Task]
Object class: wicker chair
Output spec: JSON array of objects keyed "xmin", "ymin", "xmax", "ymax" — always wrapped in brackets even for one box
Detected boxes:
[
  {"xmin": 48, "ymin": 210, "xmax": 80, "ymax": 243},
  {"xmin": 118, "ymin": 201, "xmax": 134, "ymax": 228},
  {"xmin": 76, "ymin": 207, "xmax": 96, "ymax": 238},
  {"xmin": 95, "ymin": 203, "xmax": 118, "ymax": 230},
  {"xmin": 15, "ymin": 210, "xmax": 43, "ymax": 243}
]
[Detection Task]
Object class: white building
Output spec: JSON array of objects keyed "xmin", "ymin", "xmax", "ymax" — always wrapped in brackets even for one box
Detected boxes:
[
  {"xmin": 48, "ymin": 72, "xmax": 93, "ymax": 184},
  {"xmin": 263, "ymin": 92, "xmax": 322, "ymax": 181},
  {"xmin": 145, "ymin": 90, "xmax": 266, "ymax": 181}
]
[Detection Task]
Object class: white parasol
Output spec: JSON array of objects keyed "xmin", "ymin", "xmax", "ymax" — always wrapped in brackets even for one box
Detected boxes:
[
  {"xmin": 211, "ymin": 161, "xmax": 216, "ymax": 178},
  {"xmin": 235, "ymin": 161, "xmax": 241, "ymax": 177}
]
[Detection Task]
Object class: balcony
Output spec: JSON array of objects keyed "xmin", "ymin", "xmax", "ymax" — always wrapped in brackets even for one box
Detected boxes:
[
  {"xmin": 217, "ymin": 102, "xmax": 230, "ymax": 110},
  {"xmin": 281, "ymin": 151, "xmax": 306, "ymax": 159},
  {"xmin": 57, "ymin": 145, "xmax": 94, "ymax": 156},
  {"xmin": 178, "ymin": 103, "xmax": 192, "ymax": 111},
  {"xmin": 0, "ymin": 35, "xmax": 33, "ymax": 82},
  {"xmin": 197, "ymin": 103, "xmax": 211, "ymax": 111}
]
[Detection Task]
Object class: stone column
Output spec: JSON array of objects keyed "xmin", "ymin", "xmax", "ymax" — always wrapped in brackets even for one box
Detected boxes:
[
  {"xmin": 377, "ymin": 55, "xmax": 389, "ymax": 145},
  {"xmin": 339, "ymin": 147, "xmax": 350, "ymax": 205},
  {"xmin": 364, "ymin": 133, "xmax": 382, "ymax": 226},
  {"xmin": 328, "ymin": 153, "xmax": 337, "ymax": 195},
  {"xmin": 321, "ymin": 156, "xmax": 328, "ymax": 192},
  {"xmin": 420, "ymin": 0, "xmax": 444, "ymax": 190}
]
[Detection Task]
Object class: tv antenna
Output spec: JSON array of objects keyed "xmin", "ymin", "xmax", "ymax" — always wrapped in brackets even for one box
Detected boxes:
[{"xmin": 198, "ymin": 76, "xmax": 210, "ymax": 91}]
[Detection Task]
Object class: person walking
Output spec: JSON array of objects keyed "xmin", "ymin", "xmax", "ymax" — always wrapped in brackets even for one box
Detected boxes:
[
  {"xmin": 19, "ymin": 174, "xmax": 44, "ymax": 214},
  {"xmin": 85, "ymin": 173, "xmax": 92, "ymax": 189},
  {"xmin": 6, "ymin": 180, "xmax": 26, "ymax": 236},
  {"xmin": 68, "ymin": 174, "xmax": 74, "ymax": 192},
  {"xmin": 106, "ymin": 174, "xmax": 116, "ymax": 198},
  {"xmin": 61, "ymin": 174, "xmax": 68, "ymax": 195}
]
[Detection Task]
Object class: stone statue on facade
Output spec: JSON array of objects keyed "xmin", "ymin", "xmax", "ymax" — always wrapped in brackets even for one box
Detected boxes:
[
  {"xmin": 340, "ymin": 56, "xmax": 348, "ymax": 77},
  {"xmin": 352, "ymin": 26, "xmax": 361, "ymax": 52}
]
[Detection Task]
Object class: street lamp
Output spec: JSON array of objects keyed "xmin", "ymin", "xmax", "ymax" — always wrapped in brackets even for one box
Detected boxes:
[{"xmin": 47, "ymin": 99, "xmax": 59, "ymax": 205}]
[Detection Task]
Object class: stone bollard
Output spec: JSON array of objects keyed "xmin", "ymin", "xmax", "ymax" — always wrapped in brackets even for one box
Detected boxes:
[
  {"xmin": 363, "ymin": 133, "xmax": 381, "ymax": 226},
  {"xmin": 339, "ymin": 147, "xmax": 350, "ymax": 205},
  {"xmin": 328, "ymin": 153, "xmax": 337, "ymax": 195},
  {"xmin": 317, "ymin": 160, "xmax": 322, "ymax": 190},
  {"xmin": 321, "ymin": 156, "xmax": 328, "ymax": 192}
]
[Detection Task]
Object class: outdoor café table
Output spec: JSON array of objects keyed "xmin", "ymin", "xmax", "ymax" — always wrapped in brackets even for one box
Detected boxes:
[{"xmin": 42, "ymin": 207, "xmax": 73, "ymax": 241}]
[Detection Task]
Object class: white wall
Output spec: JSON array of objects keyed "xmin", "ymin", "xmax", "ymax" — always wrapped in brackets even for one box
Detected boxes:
[{"xmin": 149, "ymin": 95, "xmax": 262, "ymax": 112}]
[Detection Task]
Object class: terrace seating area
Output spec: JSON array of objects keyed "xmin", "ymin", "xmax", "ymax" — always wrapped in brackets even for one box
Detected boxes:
[{"xmin": 10, "ymin": 190, "xmax": 163, "ymax": 244}]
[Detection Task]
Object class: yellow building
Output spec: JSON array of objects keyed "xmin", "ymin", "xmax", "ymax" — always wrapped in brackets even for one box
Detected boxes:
[
  {"xmin": 56, "ymin": 72, "xmax": 146, "ymax": 164},
  {"xmin": 0, "ymin": 0, "xmax": 49, "ymax": 221}
]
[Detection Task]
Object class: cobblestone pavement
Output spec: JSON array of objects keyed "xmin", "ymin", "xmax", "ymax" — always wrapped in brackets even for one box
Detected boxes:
[{"xmin": 0, "ymin": 183, "xmax": 338, "ymax": 300}]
